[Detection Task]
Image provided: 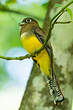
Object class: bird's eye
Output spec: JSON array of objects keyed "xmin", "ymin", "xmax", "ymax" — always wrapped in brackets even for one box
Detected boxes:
[{"xmin": 25, "ymin": 18, "xmax": 31, "ymax": 23}]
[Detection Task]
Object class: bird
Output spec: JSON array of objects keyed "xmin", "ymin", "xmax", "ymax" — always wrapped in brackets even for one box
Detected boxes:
[{"xmin": 19, "ymin": 17, "xmax": 64, "ymax": 105}]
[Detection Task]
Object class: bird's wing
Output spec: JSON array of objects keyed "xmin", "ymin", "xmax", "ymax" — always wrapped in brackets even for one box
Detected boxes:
[{"xmin": 32, "ymin": 27, "xmax": 53, "ymax": 65}]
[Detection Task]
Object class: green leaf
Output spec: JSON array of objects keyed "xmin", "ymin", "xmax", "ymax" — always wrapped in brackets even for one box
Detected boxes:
[
  {"xmin": 66, "ymin": 8, "xmax": 72, "ymax": 20},
  {"xmin": 54, "ymin": 3, "xmax": 62, "ymax": 8}
]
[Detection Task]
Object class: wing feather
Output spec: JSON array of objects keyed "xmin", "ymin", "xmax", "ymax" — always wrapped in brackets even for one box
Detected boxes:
[{"xmin": 32, "ymin": 27, "xmax": 53, "ymax": 65}]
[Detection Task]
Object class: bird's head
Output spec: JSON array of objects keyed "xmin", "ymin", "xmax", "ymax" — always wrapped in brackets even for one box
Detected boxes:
[
  {"xmin": 20, "ymin": 18, "xmax": 39, "ymax": 35},
  {"xmin": 20, "ymin": 18, "xmax": 38, "ymax": 26}
]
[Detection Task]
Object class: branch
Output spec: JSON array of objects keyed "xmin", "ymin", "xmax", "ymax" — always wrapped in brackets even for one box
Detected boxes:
[
  {"xmin": 55, "ymin": 21, "xmax": 72, "ymax": 24},
  {"xmin": 51, "ymin": 10, "xmax": 66, "ymax": 30},
  {"xmin": 0, "ymin": 54, "xmax": 31, "ymax": 60},
  {"xmin": 0, "ymin": 1, "xmax": 73, "ymax": 61},
  {"xmin": 51, "ymin": 1, "xmax": 73, "ymax": 22},
  {"xmin": 43, "ymin": 0, "xmax": 57, "ymax": 35}
]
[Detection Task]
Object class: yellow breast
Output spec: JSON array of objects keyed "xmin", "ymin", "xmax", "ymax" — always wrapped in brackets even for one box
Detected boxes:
[
  {"xmin": 21, "ymin": 34, "xmax": 42, "ymax": 53},
  {"xmin": 21, "ymin": 34, "xmax": 51, "ymax": 77}
]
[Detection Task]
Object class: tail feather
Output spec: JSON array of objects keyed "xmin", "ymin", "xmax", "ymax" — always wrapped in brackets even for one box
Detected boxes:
[{"xmin": 47, "ymin": 74, "xmax": 64, "ymax": 105}]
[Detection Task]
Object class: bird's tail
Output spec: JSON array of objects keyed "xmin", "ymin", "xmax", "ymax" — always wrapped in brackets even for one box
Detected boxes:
[{"xmin": 47, "ymin": 73, "xmax": 64, "ymax": 105}]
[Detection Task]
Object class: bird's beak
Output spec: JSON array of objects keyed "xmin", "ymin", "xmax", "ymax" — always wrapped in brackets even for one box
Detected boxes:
[{"xmin": 19, "ymin": 22, "xmax": 25, "ymax": 26}]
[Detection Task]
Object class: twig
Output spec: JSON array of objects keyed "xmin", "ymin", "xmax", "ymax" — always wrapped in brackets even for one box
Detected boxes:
[
  {"xmin": 0, "ymin": 54, "xmax": 31, "ymax": 60},
  {"xmin": 55, "ymin": 21, "xmax": 72, "ymax": 24},
  {"xmin": 51, "ymin": 10, "xmax": 66, "ymax": 29},
  {"xmin": 51, "ymin": 1, "xmax": 73, "ymax": 22}
]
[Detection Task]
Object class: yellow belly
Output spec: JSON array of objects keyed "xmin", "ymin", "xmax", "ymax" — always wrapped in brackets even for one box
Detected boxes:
[{"xmin": 21, "ymin": 35, "xmax": 51, "ymax": 77}]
